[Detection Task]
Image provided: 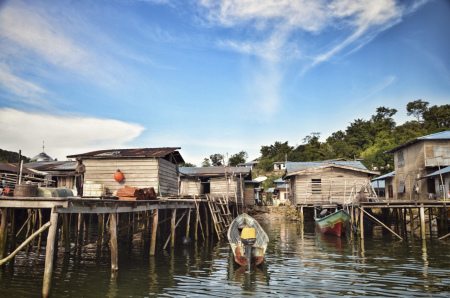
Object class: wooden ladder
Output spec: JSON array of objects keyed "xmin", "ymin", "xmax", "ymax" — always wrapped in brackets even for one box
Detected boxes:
[
  {"xmin": 362, "ymin": 179, "xmax": 379, "ymax": 202},
  {"xmin": 206, "ymin": 194, "xmax": 228, "ymax": 239}
]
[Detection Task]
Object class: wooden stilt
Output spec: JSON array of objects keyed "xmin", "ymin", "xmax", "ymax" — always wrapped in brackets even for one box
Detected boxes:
[
  {"xmin": 360, "ymin": 205, "xmax": 364, "ymax": 239},
  {"xmin": 171, "ymin": 209, "xmax": 176, "ymax": 248},
  {"xmin": 0, "ymin": 208, "xmax": 8, "ymax": 259},
  {"xmin": 186, "ymin": 209, "xmax": 191, "ymax": 237},
  {"xmin": 97, "ymin": 214, "xmax": 104, "ymax": 247},
  {"xmin": 204, "ymin": 203, "xmax": 209, "ymax": 237},
  {"xmin": 42, "ymin": 210, "xmax": 59, "ymax": 298},
  {"xmin": 420, "ymin": 204, "xmax": 426, "ymax": 239},
  {"xmin": 361, "ymin": 208, "xmax": 403, "ymax": 240},
  {"xmin": 9, "ymin": 209, "xmax": 16, "ymax": 255},
  {"xmin": 428, "ymin": 208, "xmax": 433, "ymax": 238},
  {"xmin": 63, "ymin": 214, "xmax": 70, "ymax": 253},
  {"xmin": 150, "ymin": 210, "xmax": 158, "ymax": 256},
  {"xmin": 110, "ymin": 213, "xmax": 118, "ymax": 272},
  {"xmin": 409, "ymin": 208, "xmax": 415, "ymax": 238}
]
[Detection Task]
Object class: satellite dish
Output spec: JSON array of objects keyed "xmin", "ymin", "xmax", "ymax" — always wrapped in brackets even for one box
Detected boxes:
[{"xmin": 254, "ymin": 176, "xmax": 267, "ymax": 182}]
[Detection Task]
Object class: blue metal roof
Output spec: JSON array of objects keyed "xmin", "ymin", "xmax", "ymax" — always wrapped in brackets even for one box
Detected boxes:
[
  {"xmin": 273, "ymin": 178, "xmax": 285, "ymax": 183},
  {"xmin": 385, "ymin": 130, "xmax": 450, "ymax": 153},
  {"xmin": 266, "ymin": 188, "xmax": 275, "ymax": 193},
  {"xmin": 422, "ymin": 166, "xmax": 450, "ymax": 179},
  {"xmin": 286, "ymin": 161, "xmax": 368, "ymax": 174},
  {"xmin": 371, "ymin": 171, "xmax": 395, "ymax": 181},
  {"xmin": 275, "ymin": 183, "xmax": 289, "ymax": 190}
]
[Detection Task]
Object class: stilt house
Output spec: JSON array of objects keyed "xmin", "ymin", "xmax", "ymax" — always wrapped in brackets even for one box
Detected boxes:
[
  {"xmin": 384, "ymin": 131, "xmax": 450, "ymax": 201},
  {"xmin": 25, "ymin": 161, "xmax": 77, "ymax": 189},
  {"xmin": 284, "ymin": 161, "xmax": 379, "ymax": 205},
  {"xmin": 179, "ymin": 167, "xmax": 251, "ymax": 202},
  {"xmin": 67, "ymin": 148, "xmax": 184, "ymax": 196}
]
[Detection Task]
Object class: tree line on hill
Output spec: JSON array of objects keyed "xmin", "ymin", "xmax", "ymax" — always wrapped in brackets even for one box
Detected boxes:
[
  {"xmin": 194, "ymin": 100, "xmax": 449, "ymax": 175},
  {"xmin": 0, "ymin": 149, "xmax": 31, "ymax": 164}
]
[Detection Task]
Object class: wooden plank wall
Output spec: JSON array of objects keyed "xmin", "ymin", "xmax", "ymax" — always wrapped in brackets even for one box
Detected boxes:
[
  {"xmin": 244, "ymin": 188, "xmax": 254, "ymax": 206},
  {"xmin": 210, "ymin": 176, "xmax": 241, "ymax": 199},
  {"xmin": 84, "ymin": 158, "xmax": 158, "ymax": 195},
  {"xmin": 158, "ymin": 158, "xmax": 179, "ymax": 196},
  {"xmin": 292, "ymin": 168, "xmax": 369, "ymax": 205},
  {"xmin": 179, "ymin": 177, "xmax": 202, "ymax": 196}
]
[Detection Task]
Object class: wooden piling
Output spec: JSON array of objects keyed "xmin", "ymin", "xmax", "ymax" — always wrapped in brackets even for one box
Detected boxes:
[
  {"xmin": 9, "ymin": 209, "xmax": 16, "ymax": 256},
  {"xmin": 428, "ymin": 208, "xmax": 433, "ymax": 238},
  {"xmin": 186, "ymin": 209, "xmax": 191, "ymax": 237},
  {"xmin": 419, "ymin": 204, "xmax": 426, "ymax": 239},
  {"xmin": 42, "ymin": 210, "xmax": 59, "ymax": 298},
  {"xmin": 110, "ymin": 213, "xmax": 118, "ymax": 272},
  {"xmin": 97, "ymin": 214, "xmax": 104, "ymax": 247},
  {"xmin": 171, "ymin": 209, "xmax": 176, "ymax": 248},
  {"xmin": 150, "ymin": 210, "xmax": 158, "ymax": 256},
  {"xmin": 0, "ymin": 208, "xmax": 8, "ymax": 259},
  {"xmin": 409, "ymin": 208, "xmax": 415, "ymax": 238},
  {"xmin": 63, "ymin": 214, "xmax": 70, "ymax": 253},
  {"xmin": 360, "ymin": 205, "xmax": 364, "ymax": 239}
]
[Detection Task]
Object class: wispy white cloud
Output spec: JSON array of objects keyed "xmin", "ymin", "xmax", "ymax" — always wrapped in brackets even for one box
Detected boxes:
[
  {"xmin": 0, "ymin": 108, "xmax": 146, "ymax": 160},
  {"xmin": 355, "ymin": 75, "xmax": 397, "ymax": 104}
]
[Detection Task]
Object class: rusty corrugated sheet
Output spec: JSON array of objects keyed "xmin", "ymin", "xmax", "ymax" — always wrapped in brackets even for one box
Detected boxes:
[
  {"xmin": 67, "ymin": 147, "xmax": 184, "ymax": 163},
  {"xmin": 25, "ymin": 161, "xmax": 76, "ymax": 171},
  {"xmin": 0, "ymin": 162, "xmax": 37, "ymax": 175},
  {"xmin": 179, "ymin": 166, "xmax": 251, "ymax": 177}
]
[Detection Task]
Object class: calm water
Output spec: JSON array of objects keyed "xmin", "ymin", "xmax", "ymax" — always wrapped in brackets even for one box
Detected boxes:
[{"xmin": 1, "ymin": 219, "xmax": 450, "ymax": 297}]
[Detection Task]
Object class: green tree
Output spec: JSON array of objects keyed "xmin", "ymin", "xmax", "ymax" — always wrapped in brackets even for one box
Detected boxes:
[
  {"xmin": 209, "ymin": 154, "xmax": 223, "ymax": 166},
  {"xmin": 180, "ymin": 162, "xmax": 196, "ymax": 167},
  {"xmin": 0, "ymin": 149, "xmax": 31, "ymax": 163},
  {"xmin": 407, "ymin": 99, "xmax": 429, "ymax": 124},
  {"xmin": 201, "ymin": 158, "xmax": 211, "ymax": 167},
  {"xmin": 228, "ymin": 151, "xmax": 248, "ymax": 166},
  {"xmin": 423, "ymin": 104, "xmax": 450, "ymax": 128}
]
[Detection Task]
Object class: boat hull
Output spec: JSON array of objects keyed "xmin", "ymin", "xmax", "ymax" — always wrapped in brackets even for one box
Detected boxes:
[
  {"xmin": 227, "ymin": 213, "xmax": 269, "ymax": 267},
  {"xmin": 315, "ymin": 210, "xmax": 350, "ymax": 237}
]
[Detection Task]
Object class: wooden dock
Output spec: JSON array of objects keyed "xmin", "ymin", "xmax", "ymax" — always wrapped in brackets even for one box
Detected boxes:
[{"xmin": 0, "ymin": 195, "xmax": 239, "ymax": 297}]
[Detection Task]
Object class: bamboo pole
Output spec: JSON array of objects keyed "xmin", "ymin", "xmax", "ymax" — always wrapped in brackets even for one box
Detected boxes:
[
  {"xmin": 42, "ymin": 210, "xmax": 59, "ymax": 298},
  {"xmin": 1, "ymin": 221, "xmax": 51, "ymax": 266},
  {"xmin": 150, "ymin": 210, "xmax": 158, "ymax": 256},
  {"xmin": 361, "ymin": 208, "xmax": 403, "ymax": 240},
  {"xmin": 110, "ymin": 213, "xmax": 118, "ymax": 272},
  {"xmin": 438, "ymin": 232, "xmax": 450, "ymax": 240}
]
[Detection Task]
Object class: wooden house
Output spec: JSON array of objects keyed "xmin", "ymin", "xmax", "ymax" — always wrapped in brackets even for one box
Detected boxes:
[
  {"xmin": 67, "ymin": 148, "xmax": 184, "ymax": 196},
  {"xmin": 0, "ymin": 162, "xmax": 49, "ymax": 189},
  {"xmin": 284, "ymin": 161, "xmax": 379, "ymax": 205},
  {"xmin": 25, "ymin": 161, "xmax": 77, "ymax": 189},
  {"xmin": 179, "ymin": 167, "xmax": 251, "ymax": 203},
  {"xmin": 273, "ymin": 178, "xmax": 289, "ymax": 204},
  {"xmin": 371, "ymin": 171, "xmax": 395, "ymax": 201},
  {"xmin": 384, "ymin": 131, "xmax": 450, "ymax": 201},
  {"xmin": 420, "ymin": 166, "xmax": 450, "ymax": 201}
]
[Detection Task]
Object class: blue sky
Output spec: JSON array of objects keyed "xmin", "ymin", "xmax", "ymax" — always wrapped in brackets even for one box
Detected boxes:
[{"xmin": 0, "ymin": 0, "xmax": 449, "ymax": 165}]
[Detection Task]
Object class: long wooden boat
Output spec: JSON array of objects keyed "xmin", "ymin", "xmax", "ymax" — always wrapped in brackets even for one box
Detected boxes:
[
  {"xmin": 227, "ymin": 213, "xmax": 269, "ymax": 268},
  {"xmin": 315, "ymin": 207, "xmax": 350, "ymax": 237}
]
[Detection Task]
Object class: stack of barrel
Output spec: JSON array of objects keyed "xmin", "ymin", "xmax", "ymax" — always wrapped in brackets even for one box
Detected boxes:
[{"xmin": 117, "ymin": 185, "xmax": 157, "ymax": 200}]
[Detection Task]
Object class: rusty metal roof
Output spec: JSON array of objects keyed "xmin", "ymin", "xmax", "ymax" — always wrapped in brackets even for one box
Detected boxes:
[
  {"xmin": 0, "ymin": 162, "xmax": 40, "ymax": 175},
  {"xmin": 25, "ymin": 161, "xmax": 77, "ymax": 171},
  {"xmin": 179, "ymin": 166, "xmax": 251, "ymax": 178},
  {"xmin": 67, "ymin": 147, "xmax": 184, "ymax": 163}
]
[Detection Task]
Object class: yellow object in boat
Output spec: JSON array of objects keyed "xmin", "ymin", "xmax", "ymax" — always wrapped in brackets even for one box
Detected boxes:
[{"xmin": 241, "ymin": 227, "xmax": 256, "ymax": 239}]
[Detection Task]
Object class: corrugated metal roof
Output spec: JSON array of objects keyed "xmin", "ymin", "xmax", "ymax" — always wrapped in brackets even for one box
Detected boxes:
[
  {"xmin": 371, "ymin": 171, "xmax": 395, "ymax": 181},
  {"xmin": 274, "ymin": 178, "xmax": 285, "ymax": 183},
  {"xmin": 385, "ymin": 130, "xmax": 450, "ymax": 153},
  {"xmin": 275, "ymin": 183, "xmax": 289, "ymax": 189},
  {"xmin": 422, "ymin": 167, "xmax": 450, "ymax": 179},
  {"xmin": 179, "ymin": 166, "xmax": 251, "ymax": 177},
  {"xmin": 25, "ymin": 161, "xmax": 77, "ymax": 171},
  {"xmin": 286, "ymin": 161, "xmax": 368, "ymax": 173},
  {"xmin": 67, "ymin": 147, "xmax": 184, "ymax": 163},
  {"xmin": 0, "ymin": 162, "xmax": 40, "ymax": 175},
  {"xmin": 266, "ymin": 188, "xmax": 275, "ymax": 193}
]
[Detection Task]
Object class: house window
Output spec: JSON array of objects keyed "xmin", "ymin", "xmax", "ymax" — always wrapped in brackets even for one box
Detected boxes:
[
  {"xmin": 398, "ymin": 151, "xmax": 405, "ymax": 168},
  {"xmin": 312, "ymin": 179, "xmax": 321, "ymax": 194},
  {"xmin": 388, "ymin": 185, "xmax": 393, "ymax": 198}
]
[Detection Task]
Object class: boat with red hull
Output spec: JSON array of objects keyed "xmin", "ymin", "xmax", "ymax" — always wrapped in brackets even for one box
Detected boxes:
[{"xmin": 315, "ymin": 207, "xmax": 350, "ymax": 237}]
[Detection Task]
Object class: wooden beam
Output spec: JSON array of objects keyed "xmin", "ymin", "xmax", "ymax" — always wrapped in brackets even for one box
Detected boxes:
[
  {"xmin": 420, "ymin": 204, "xmax": 426, "ymax": 239},
  {"xmin": 361, "ymin": 208, "xmax": 403, "ymax": 240},
  {"xmin": 42, "ymin": 210, "xmax": 59, "ymax": 298},
  {"xmin": 170, "ymin": 209, "xmax": 176, "ymax": 248},
  {"xmin": 0, "ymin": 208, "xmax": 8, "ymax": 259}
]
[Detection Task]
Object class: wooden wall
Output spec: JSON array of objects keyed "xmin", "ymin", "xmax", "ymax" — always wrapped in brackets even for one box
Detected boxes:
[
  {"xmin": 179, "ymin": 177, "xmax": 203, "ymax": 196},
  {"xmin": 210, "ymin": 176, "xmax": 243, "ymax": 200},
  {"xmin": 290, "ymin": 167, "xmax": 369, "ymax": 205},
  {"xmin": 84, "ymin": 158, "xmax": 159, "ymax": 195},
  {"xmin": 158, "ymin": 158, "xmax": 179, "ymax": 196}
]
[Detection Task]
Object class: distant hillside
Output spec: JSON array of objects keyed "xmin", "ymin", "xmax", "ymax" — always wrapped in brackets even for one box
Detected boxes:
[{"xmin": 0, "ymin": 149, "xmax": 31, "ymax": 163}]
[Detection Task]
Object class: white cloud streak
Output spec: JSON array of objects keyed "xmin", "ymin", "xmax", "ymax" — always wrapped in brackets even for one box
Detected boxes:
[{"xmin": 0, "ymin": 108, "xmax": 146, "ymax": 161}]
